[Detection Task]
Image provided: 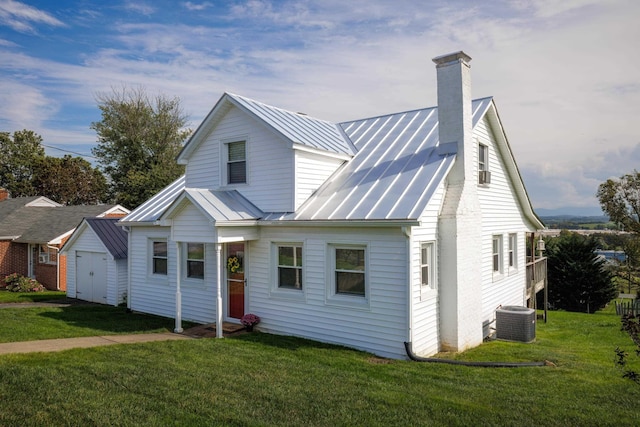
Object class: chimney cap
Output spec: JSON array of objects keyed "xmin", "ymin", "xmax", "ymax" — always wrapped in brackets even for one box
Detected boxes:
[{"xmin": 432, "ymin": 51, "xmax": 472, "ymax": 67}]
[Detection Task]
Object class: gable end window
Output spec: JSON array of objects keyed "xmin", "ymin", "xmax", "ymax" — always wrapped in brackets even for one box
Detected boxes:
[
  {"xmin": 277, "ymin": 244, "xmax": 303, "ymax": 289},
  {"xmin": 227, "ymin": 141, "xmax": 246, "ymax": 184},
  {"xmin": 478, "ymin": 143, "xmax": 490, "ymax": 184},
  {"xmin": 152, "ymin": 241, "xmax": 168, "ymax": 275}
]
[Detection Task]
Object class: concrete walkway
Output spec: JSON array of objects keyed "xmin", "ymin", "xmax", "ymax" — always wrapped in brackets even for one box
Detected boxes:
[{"xmin": 0, "ymin": 333, "xmax": 192, "ymax": 355}]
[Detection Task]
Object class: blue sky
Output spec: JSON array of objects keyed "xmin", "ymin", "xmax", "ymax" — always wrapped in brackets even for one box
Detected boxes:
[{"xmin": 1, "ymin": 0, "xmax": 638, "ymax": 215}]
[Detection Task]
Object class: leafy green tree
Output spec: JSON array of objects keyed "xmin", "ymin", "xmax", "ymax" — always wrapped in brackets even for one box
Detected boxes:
[
  {"xmin": 545, "ymin": 233, "xmax": 617, "ymax": 313},
  {"xmin": 33, "ymin": 155, "xmax": 107, "ymax": 205},
  {"xmin": 91, "ymin": 86, "xmax": 191, "ymax": 209},
  {"xmin": 597, "ymin": 171, "xmax": 640, "ymax": 233},
  {"xmin": 0, "ymin": 130, "xmax": 46, "ymax": 197}
]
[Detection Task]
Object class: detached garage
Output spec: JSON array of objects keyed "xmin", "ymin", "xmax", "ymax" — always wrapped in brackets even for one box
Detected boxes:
[{"xmin": 61, "ymin": 218, "xmax": 128, "ymax": 306}]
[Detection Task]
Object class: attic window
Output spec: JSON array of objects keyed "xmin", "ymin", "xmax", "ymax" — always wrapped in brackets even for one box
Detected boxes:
[
  {"xmin": 478, "ymin": 143, "xmax": 491, "ymax": 184},
  {"xmin": 227, "ymin": 141, "xmax": 246, "ymax": 184}
]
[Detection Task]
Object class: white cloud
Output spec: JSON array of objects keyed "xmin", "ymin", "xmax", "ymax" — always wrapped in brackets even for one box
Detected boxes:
[
  {"xmin": 0, "ymin": 0, "xmax": 65, "ymax": 33},
  {"xmin": 123, "ymin": 1, "xmax": 155, "ymax": 16},
  {"xmin": 182, "ymin": 2, "xmax": 213, "ymax": 11}
]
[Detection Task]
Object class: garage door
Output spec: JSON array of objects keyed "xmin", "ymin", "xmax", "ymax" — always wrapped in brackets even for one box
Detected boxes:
[{"xmin": 76, "ymin": 251, "xmax": 108, "ymax": 304}]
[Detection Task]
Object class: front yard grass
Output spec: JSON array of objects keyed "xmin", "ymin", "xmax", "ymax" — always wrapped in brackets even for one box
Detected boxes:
[
  {"xmin": 0, "ymin": 305, "xmax": 179, "ymax": 343},
  {"xmin": 0, "ymin": 289, "xmax": 67, "ymax": 303},
  {"xmin": 0, "ymin": 305, "xmax": 639, "ymax": 425}
]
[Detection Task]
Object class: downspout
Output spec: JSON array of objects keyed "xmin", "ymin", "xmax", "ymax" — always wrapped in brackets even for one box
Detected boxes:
[
  {"xmin": 402, "ymin": 226, "xmax": 413, "ymax": 352},
  {"xmin": 47, "ymin": 245, "xmax": 60, "ymax": 291},
  {"xmin": 403, "ymin": 342, "xmax": 548, "ymax": 367},
  {"xmin": 174, "ymin": 241, "xmax": 183, "ymax": 333},
  {"xmin": 216, "ymin": 243, "xmax": 223, "ymax": 338},
  {"xmin": 124, "ymin": 226, "xmax": 131, "ymax": 311}
]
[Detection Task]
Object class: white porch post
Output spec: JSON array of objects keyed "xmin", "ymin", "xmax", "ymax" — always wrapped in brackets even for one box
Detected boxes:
[
  {"xmin": 216, "ymin": 243, "xmax": 224, "ymax": 338},
  {"xmin": 174, "ymin": 241, "xmax": 183, "ymax": 333}
]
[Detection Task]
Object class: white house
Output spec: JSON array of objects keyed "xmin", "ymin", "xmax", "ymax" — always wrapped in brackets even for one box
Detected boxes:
[
  {"xmin": 119, "ymin": 51, "xmax": 544, "ymax": 359},
  {"xmin": 61, "ymin": 218, "xmax": 129, "ymax": 306}
]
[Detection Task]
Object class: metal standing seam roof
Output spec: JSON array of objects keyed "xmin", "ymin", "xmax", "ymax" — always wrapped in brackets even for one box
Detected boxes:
[
  {"xmin": 125, "ymin": 97, "xmax": 495, "ymax": 225},
  {"xmin": 290, "ymin": 97, "xmax": 494, "ymax": 221},
  {"xmin": 168, "ymin": 189, "xmax": 264, "ymax": 222},
  {"xmin": 84, "ymin": 218, "xmax": 128, "ymax": 259},
  {"xmin": 227, "ymin": 93, "xmax": 356, "ymax": 156}
]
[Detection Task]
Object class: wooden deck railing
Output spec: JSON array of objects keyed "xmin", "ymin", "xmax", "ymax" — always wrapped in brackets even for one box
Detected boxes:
[{"xmin": 526, "ymin": 256, "xmax": 547, "ymax": 296}]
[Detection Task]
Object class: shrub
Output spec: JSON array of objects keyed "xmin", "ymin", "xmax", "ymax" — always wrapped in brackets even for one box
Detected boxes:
[{"xmin": 3, "ymin": 274, "xmax": 45, "ymax": 293}]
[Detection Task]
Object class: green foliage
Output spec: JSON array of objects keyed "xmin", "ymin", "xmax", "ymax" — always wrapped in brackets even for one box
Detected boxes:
[
  {"xmin": 0, "ymin": 130, "xmax": 45, "ymax": 197},
  {"xmin": 597, "ymin": 171, "xmax": 640, "ymax": 233},
  {"xmin": 33, "ymin": 155, "xmax": 107, "ymax": 205},
  {"xmin": 545, "ymin": 233, "xmax": 617, "ymax": 313},
  {"xmin": 91, "ymin": 86, "xmax": 190, "ymax": 209},
  {"xmin": 2, "ymin": 273, "xmax": 45, "ymax": 293}
]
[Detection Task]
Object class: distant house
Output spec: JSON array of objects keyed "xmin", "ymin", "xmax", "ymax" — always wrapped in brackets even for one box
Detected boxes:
[
  {"xmin": 119, "ymin": 51, "xmax": 545, "ymax": 359},
  {"xmin": 0, "ymin": 191, "xmax": 128, "ymax": 290},
  {"xmin": 60, "ymin": 218, "xmax": 128, "ymax": 305}
]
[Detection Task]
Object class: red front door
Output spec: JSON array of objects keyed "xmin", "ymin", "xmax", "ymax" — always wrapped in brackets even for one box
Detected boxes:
[{"xmin": 227, "ymin": 242, "xmax": 245, "ymax": 319}]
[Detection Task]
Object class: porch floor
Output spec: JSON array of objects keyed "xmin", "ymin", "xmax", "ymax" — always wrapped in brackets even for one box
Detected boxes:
[{"xmin": 182, "ymin": 322, "xmax": 246, "ymax": 338}]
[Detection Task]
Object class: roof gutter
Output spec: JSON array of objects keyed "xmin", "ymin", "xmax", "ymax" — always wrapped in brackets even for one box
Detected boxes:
[{"xmin": 258, "ymin": 219, "xmax": 420, "ymax": 228}]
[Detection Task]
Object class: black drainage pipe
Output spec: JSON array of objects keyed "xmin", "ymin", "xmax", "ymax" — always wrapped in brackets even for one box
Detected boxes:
[{"xmin": 404, "ymin": 342, "xmax": 549, "ymax": 368}]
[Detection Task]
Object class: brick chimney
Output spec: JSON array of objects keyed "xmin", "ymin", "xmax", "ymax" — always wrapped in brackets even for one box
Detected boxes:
[
  {"xmin": 434, "ymin": 51, "xmax": 483, "ymax": 352},
  {"xmin": 0, "ymin": 188, "xmax": 9, "ymax": 201}
]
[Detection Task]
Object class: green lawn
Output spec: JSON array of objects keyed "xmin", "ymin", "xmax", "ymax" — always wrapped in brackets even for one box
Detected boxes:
[
  {"xmin": 0, "ymin": 306, "xmax": 639, "ymax": 426},
  {"xmin": 0, "ymin": 305, "xmax": 179, "ymax": 343},
  {"xmin": 0, "ymin": 289, "xmax": 67, "ymax": 303}
]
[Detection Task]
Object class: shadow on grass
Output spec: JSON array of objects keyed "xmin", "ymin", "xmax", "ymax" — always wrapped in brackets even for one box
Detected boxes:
[
  {"xmin": 229, "ymin": 330, "xmax": 370, "ymax": 356},
  {"xmin": 37, "ymin": 305, "xmax": 177, "ymax": 334}
]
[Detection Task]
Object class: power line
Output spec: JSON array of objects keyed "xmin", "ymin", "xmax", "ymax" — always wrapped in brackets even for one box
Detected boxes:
[{"xmin": 42, "ymin": 144, "xmax": 97, "ymax": 160}]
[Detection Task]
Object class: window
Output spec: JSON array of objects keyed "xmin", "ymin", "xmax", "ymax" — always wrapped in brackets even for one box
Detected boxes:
[
  {"xmin": 277, "ymin": 244, "xmax": 303, "ymax": 289},
  {"xmin": 420, "ymin": 242, "xmax": 435, "ymax": 289},
  {"xmin": 227, "ymin": 141, "xmax": 246, "ymax": 184},
  {"xmin": 186, "ymin": 243, "xmax": 204, "ymax": 279},
  {"xmin": 479, "ymin": 143, "xmax": 488, "ymax": 172},
  {"xmin": 508, "ymin": 234, "xmax": 517, "ymax": 269},
  {"xmin": 38, "ymin": 245, "xmax": 57, "ymax": 265},
  {"xmin": 152, "ymin": 241, "xmax": 168, "ymax": 275},
  {"xmin": 335, "ymin": 247, "xmax": 366, "ymax": 296},
  {"xmin": 492, "ymin": 235, "xmax": 503, "ymax": 274}
]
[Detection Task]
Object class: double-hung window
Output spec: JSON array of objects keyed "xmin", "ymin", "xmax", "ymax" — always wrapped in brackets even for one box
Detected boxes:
[
  {"xmin": 508, "ymin": 233, "xmax": 517, "ymax": 270},
  {"xmin": 420, "ymin": 242, "xmax": 435, "ymax": 289},
  {"xmin": 492, "ymin": 235, "xmax": 503, "ymax": 275},
  {"xmin": 152, "ymin": 240, "xmax": 168, "ymax": 275},
  {"xmin": 277, "ymin": 244, "xmax": 303, "ymax": 289},
  {"xmin": 186, "ymin": 243, "xmax": 205, "ymax": 280},
  {"xmin": 335, "ymin": 247, "xmax": 366, "ymax": 296},
  {"xmin": 227, "ymin": 141, "xmax": 246, "ymax": 184}
]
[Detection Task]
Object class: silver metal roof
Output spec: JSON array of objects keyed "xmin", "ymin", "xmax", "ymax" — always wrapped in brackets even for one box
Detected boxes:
[
  {"xmin": 126, "ymin": 97, "xmax": 496, "ymax": 225},
  {"xmin": 290, "ymin": 97, "xmax": 493, "ymax": 221},
  {"xmin": 170, "ymin": 189, "xmax": 263, "ymax": 223},
  {"xmin": 228, "ymin": 93, "xmax": 355, "ymax": 156}
]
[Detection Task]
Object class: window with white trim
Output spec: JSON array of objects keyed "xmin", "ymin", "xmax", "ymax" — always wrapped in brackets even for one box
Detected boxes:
[
  {"xmin": 479, "ymin": 143, "xmax": 488, "ymax": 172},
  {"xmin": 277, "ymin": 244, "xmax": 303, "ymax": 289},
  {"xmin": 334, "ymin": 247, "xmax": 366, "ymax": 296},
  {"xmin": 227, "ymin": 140, "xmax": 246, "ymax": 184},
  {"xmin": 420, "ymin": 242, "xmax": 436, "ymax": 289},
  {"xmin": 508, "ymin": 233, "xmax": 517, "ymax": 270},
  {"xmin": 38, "ymin": 245, "xmax": 57, "ymax": 265},
  {"xmin": 186, "ymin": 243, "xmax": 204, "ymax": 279},
  {"xmin": 492, "ymin": 235, "xmax": 503, "ymax": 275},
  {"xmin": 152, "ymin": 240, "xmax": 168, "ymax": 275}
]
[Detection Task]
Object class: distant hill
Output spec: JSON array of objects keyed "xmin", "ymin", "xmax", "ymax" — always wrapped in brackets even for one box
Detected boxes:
[{"xmin": 536, "ymin": 207, "xmax": 605, "ymax": 217}]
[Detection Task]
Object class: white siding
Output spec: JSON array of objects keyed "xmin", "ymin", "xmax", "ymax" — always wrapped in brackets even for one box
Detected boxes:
[
  {"xmin": 247, "ymin": 226, "xmax": 409, "ymax": 359},
  {"xmin": 171, "ymin": 203, "xmax": 216, "ymax": 243},
  {"xmin": 475, "ymin": 117, "xmax": 531, "ymax": 328},
  {"xmin": 409, "ymin": 182, "xmax": 446, "ymax": 356},
  {"xmin": 294, "ymin": 150, "xmax": 344, "ymax": 209},
  {"xmin": 64, "ymin": 225, "xmax": 126, "ymax": 307},
  {"xmin": 128, "ymin": 226, "xmax": 218, "ymax": 324},
  {"xmin": 185, "ymin": 106, "xmax": 295, "ymax": 212}
]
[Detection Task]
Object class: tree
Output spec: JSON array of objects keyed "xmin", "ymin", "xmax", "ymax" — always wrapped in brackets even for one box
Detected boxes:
[
  {"xmin": 597, "ymin": 171, "xmax": 640, "ymax": 233},
  {"xmin": 91, "ymin": 86, "xmax": 191, "ymax": 209},
  {"xmin": 545, "ymin": 233, "xmax": 617, "ymax": 313},
  {"xmin": 0, "ymin": 130, "xmax": 46, "ymax": 197},
  {"xmin": 33, "ymin": 155, "xmax": 107, "ymax": 205}
]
